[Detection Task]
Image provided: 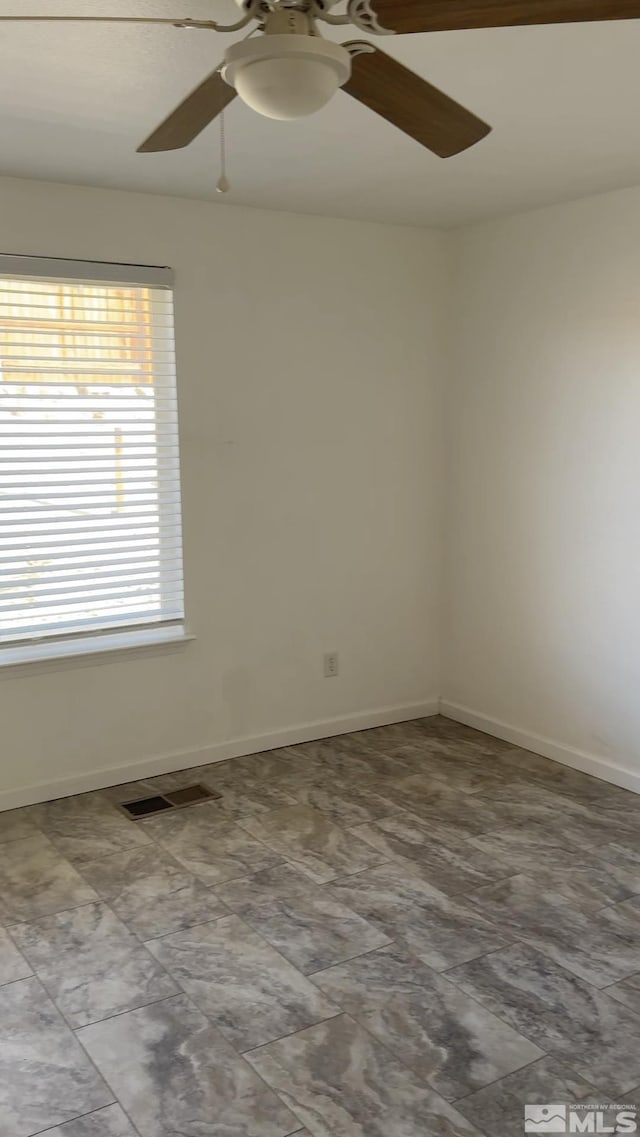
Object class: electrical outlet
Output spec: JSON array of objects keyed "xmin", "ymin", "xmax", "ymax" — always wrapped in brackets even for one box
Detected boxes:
[{"xmin": 323, "ymin": 651, "xmax": 339, "ymax": 678}]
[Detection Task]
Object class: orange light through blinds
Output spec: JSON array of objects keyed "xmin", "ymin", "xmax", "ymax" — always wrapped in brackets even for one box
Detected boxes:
[{"xmin": 0, "ymin": 256, "xmax": 184, "ymax": 653}]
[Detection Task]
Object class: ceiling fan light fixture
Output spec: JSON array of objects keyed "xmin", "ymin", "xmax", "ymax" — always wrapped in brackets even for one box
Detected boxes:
[{"xmin": 222, "ymin": 35, "xmax": 351, "ymax": 121}]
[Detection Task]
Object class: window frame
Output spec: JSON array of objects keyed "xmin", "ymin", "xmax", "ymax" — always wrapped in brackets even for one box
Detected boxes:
[{"xmin": 0, "ymin": 253, "xmax": 189, "ymax": 669}]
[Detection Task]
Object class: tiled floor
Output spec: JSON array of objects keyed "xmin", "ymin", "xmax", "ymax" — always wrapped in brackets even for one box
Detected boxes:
[{"xmin": 1, "ymin": 716, "xmax": 640, "ymax": 1137}]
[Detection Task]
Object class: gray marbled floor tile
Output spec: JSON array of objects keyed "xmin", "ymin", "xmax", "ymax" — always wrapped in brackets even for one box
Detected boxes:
[
  {"xmin": 599, "ymin": 892, "xmax": 640, "ymax": 933},
  {"xmin": 533, "ymin": 862, "xmax": 640, "ymax": 911},
  {"xmin": 0, "ymin": 834, "xmax": 98, "ymax": 922},
  {"xmin": 604, "ymin": 972, "xmax": 640, "ymax": 1016},
  {"xmin": 79, "ymin": 844, "xmax": 193, "ymax": 898},
  {"xmin": 383, "ymin": 778, "xmax": 501, "ymax": 836},
  {"xmin": 283, "ymin": 741, "xmax": 378, "ymax": 786},
  {"xmin": 487, "ymin": 776, "xmax": 619, "ymax": 818},
  {"xmin": 240, "ymin": 806, "xmax": 387, "ymax": 884},
  {"xmin": 312, "ymin": 942, "xmax": 543, "ymax": 1101},
  {"xmin": 371, "ymin": 719, "xmax": 493, "ymax": 757},
  {"xmin": 356, "ymin": 720, "xmax": 429, "ymax": 750},
  {"xmin": 12, "ymin": 902, "xmax": 178, "ymax": 1027},
  {"xmin": 140, "ymin": 801, "xmax": 283, "ymax": 884},
  {"xmin": 447, "ymin": 942, "xmax": 640, "ymax": 1094},
  {"xmin": 429, "ymin": 764, "xmax": 514, "ymax": 797},
  {"xmin": 462, "ymin": 793, "xmax": 639, "ymax": 875},
  {"xmin": 318, "ymin": 738, "xmax": 422, "ymax": 783},
  {"xmin": 261, "ymin": 748, "xmax": 331, "ymax": 778},
  {"xmin": 472, "ymin": 779, "xmax": 588, "ymax": 820},
  {"xmin": 556, "ymin": 773, "xmax": 639, "ymax": 811},
  {"xmin": 556, "ymin": 808, "xmax": 640, "ymax": 855},
  {"xmin": 79, "ymin": 845, "xmax": 227, "ymax": 941},
  {"xmin": 366, "ymin": 752, "xmax": 445, "ymax": 783},
  {"xmin": 402, "ymin": 814, "xmax": 495, "ymax": 851},
  {"xmin": 329, "ymin": 860, "xmax": 511, "ymax": 970},
  {"xmin": 399, "ymin": 746, "xmax": 515, "ymax": 795},
  {"xmin": 401, "ymin": 737, "xmax": 482, "ymax": 765},
  {"xmin": 45, "ymin": 1105, "xmax": 138, "ymax": 1137},
  {"xmin": 440, "ymin": 726, "xmax": 515, "ymax": 756},
  {"xmin": 469, "ymin": 823, "xmax": 640, "ymax": 903},
  {"xmin": 420, "ymin": 717, "xmax": 514, "ymax": 753},
  {"xmin": 215, "ymin": 864, "xmax": 391, "ymax": 973},
  {"xmin": 284, "ymin": 781, "xmax": 400, "ymax": 828},
  {"xmin": 285, "ymin": 736, "xmax": 384, "ymax": 779},
  {"xmin": 29, "ymin": 794, "xmax": 150, "ymax": 865},
  {"xmin": 304, "ymin": 735, "xmax": 414, "ymax": 782},
  {"xmin": 4, "ymin": 719, "xmax": 637, "ymax": 1137},
  {"xmin": 325, "ymin": 729, "xmax": 414, "ymax": 762},
  {"xmin": 412, "ymin": 732, "xmax": 512, "ymax": 765},
  {"xmin": 376, "ymin": 743, "xmax": 458, "ymax": 778},
  {"xmin": 464, "ymin": 784, "xmax": 612, "ymax": 850},
  {"xmin": 0, "ymin": 927, "xmax": 31, "ymax": 985},
  {"xmin": 147, "ymin": 913, "xmax": 338, "ymax": 1050},
  {"xmin": 0, "ymin": 807, "xmax": 41, "ymax": 844},
  {"xmin": 0, "ymin": 977, "xmax": 112, "ymax": 1137},
  {"xmin": 374, "ymin": 753, "xmax": 463, "ymax": 788},
  {"xmin": 598, "ymin": 840, "xmax": 640, "ymax": 868},
  {"xmin": 133, "ymin": 882, "xmax": 229, "ymax": 941},
  {"xmin": 498, "ymin": 748, "xmax": 632, "ymax": 807},
  {"xmin": 351, "ymin": 814, "xmax": 511, "ymax": 894},
  {"xmin": 179, "ymin": 759, "xmax": 301, "ymax": 817},
  {"xmin": 594, "ymin": 898, "xmax": 640, "ymax": 972},
  {"xmin": 410, "ymin": 715, "xmax": 467, "ymax": 739},
  {"xmin": 384, "ymin": 749, "xmax": 474, "ymax": 784},
  {"xmin": 329, "ymin": 728, "xmax": 393, "ymax": 752},
  {"xmin": 400, "ymin": 725, "xmax": 475, "ymax": 748},
  {"xmin": 300, "ymin": 738, "xmax": 405, "ymax": 786},
  {"xmin": 246, "ymin": 1013, "xmax": 483, "ymax": 1137},
  {"xmin": 496, "ymin": 745, "xmax": 596, "ymax": 785},
  {"xmin": 468, "ymin": 828, "xmax": 588, "ymax": 873},
  {"xmin": 468, "ymin": 874, "xmax": 639, "ymax": 987},
  {"xmin": 454, "ymin": 1056, "xmax": 601, "ymax": 1137},
  {"xmin": 78, "ymin": 993, "xmax": 299, "ymax": 1137},
  {"xmin": 231, "ymin": 747, "xmax": 324, "ymax": 788}
]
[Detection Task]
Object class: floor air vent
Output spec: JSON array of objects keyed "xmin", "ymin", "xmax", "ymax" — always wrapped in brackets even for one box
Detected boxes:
[
  {"xmin": 119, "ymin": 783, "xmax": 220, "ymax": 820},
  {"xmin": 120, "ymin": 795, "xmax": 174, "ymax": 819}
]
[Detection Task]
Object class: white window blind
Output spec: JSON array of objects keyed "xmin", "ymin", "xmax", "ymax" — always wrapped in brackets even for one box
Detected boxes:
[{"xmin": 0, "ymin": 255, "xmax": 185, "ymax": 657}]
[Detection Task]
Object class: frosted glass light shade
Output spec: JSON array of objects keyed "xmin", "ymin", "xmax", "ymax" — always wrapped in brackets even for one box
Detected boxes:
[{"xmin": 223, "ymin": 35, "xmax": 352, "ymax": 121}]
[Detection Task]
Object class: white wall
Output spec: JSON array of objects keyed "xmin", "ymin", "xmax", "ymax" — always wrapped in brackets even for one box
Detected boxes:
[
  {"xmin": 8, "ymin": 173, "xmax": 638, "ymax": 807},
  {"xmin": 443, "ymin": 187, "xmax": 640, "ymax": 789},
  {"xmin": 0, "ymin": 175, "xmax": 445, "ymax": 806}
]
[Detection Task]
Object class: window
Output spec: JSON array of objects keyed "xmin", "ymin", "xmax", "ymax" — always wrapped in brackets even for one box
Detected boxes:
[{"xmin": 0, "ymin": 255, "xmax": 185, "ymax": 664}]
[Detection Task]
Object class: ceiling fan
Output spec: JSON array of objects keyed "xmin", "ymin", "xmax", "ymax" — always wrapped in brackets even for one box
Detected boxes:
[{"xmin": 3, "ymin": 1, "xmax": 640, "ymax": 159}]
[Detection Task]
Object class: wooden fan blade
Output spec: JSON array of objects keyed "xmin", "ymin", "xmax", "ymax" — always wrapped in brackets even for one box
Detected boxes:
[
  {"xmin": 138, "ymin": 68, "xmax": 235, "ymax": 153},
  {"xmin": 363, "ymin": 0, "xmax": 640, "ymax": 35},
  {"xmin": 343, "ymin": 44, "xmax": 491, "ymax": 157}
]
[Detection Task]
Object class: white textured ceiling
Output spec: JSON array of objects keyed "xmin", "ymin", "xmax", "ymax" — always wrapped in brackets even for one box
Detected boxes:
[{"xmin": 2, "ymin": 0, "xmax": 640, "ymax": 226}]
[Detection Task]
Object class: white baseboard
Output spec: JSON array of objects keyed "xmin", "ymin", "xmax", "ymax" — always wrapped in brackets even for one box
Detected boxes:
[
  {"xmin": 440, "ymin": 700, "xmax": 640, "ymax": 796},
  {"xmin": 0, "ymin": 698, "xmax": 439, "ymax": 812}
]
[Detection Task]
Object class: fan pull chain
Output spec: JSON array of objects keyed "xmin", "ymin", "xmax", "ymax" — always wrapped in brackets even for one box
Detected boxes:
[{"xmin": 216, "ymin": 110, "xmax": 230, "ymax": 194}]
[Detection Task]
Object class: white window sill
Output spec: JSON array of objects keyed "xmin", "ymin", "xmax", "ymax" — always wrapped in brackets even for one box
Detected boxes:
[{"xmin": 0, "ymin": 625, "xmax": 195, "ymax": 677}]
